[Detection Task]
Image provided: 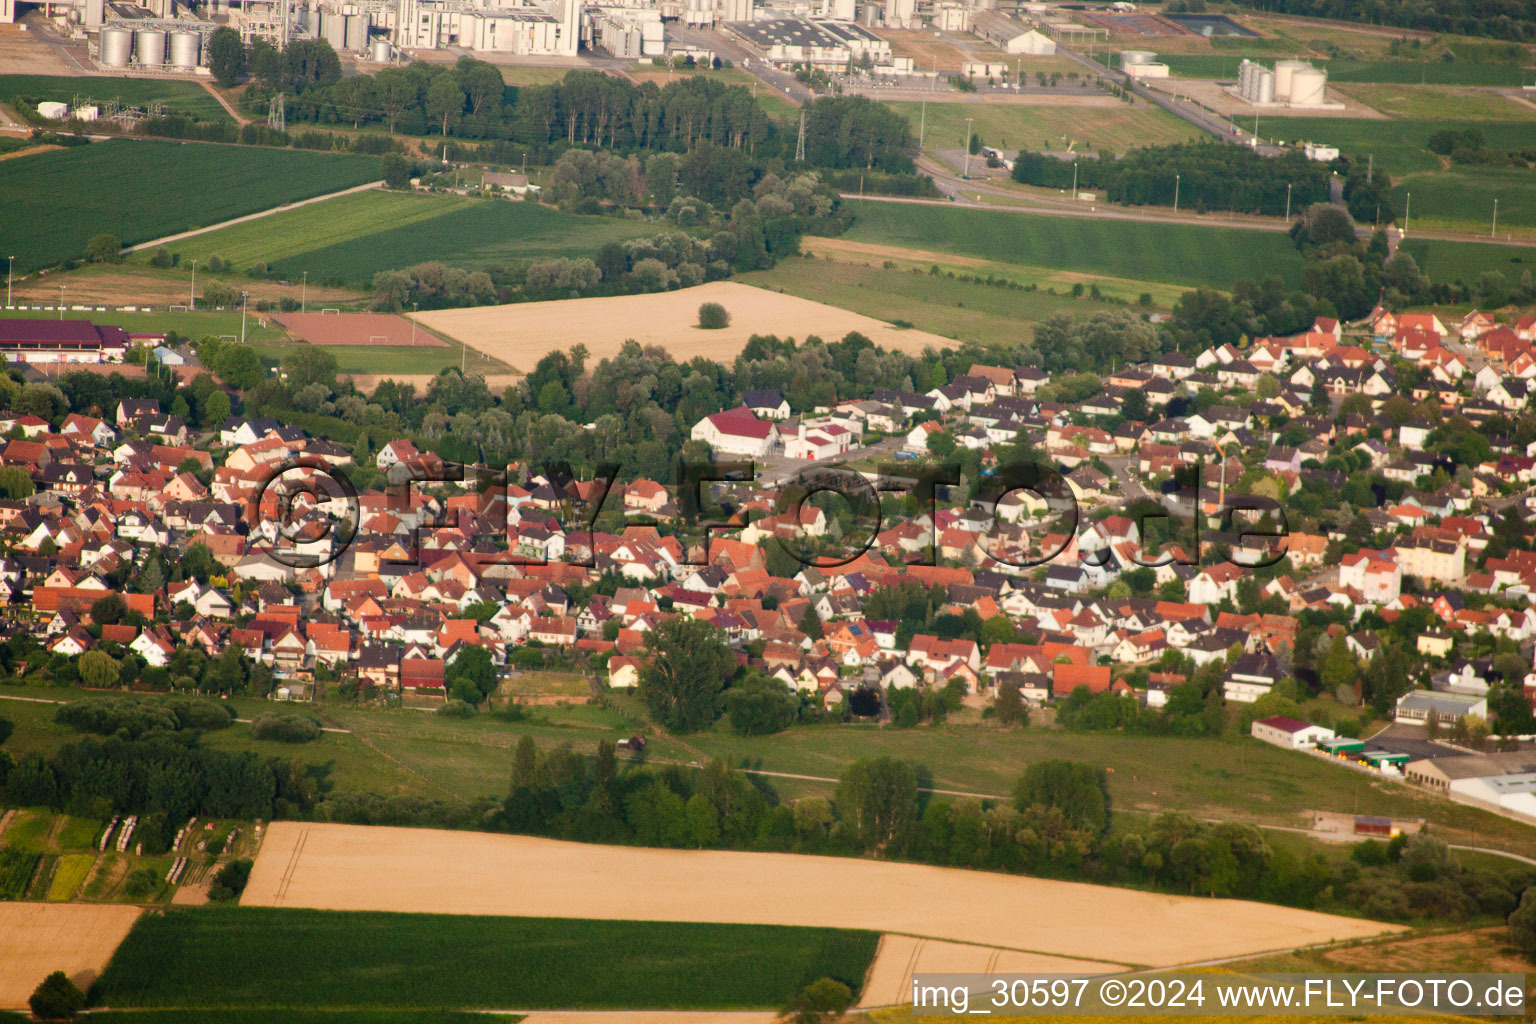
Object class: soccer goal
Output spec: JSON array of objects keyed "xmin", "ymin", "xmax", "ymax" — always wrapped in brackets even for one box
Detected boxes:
[
  {"xmin": 320, "ymin": 308, "xmax": 341, "ymax": 315},
  {"xmin": 369, "ymin": 335, "xmax": 391, "ymax": 346}
]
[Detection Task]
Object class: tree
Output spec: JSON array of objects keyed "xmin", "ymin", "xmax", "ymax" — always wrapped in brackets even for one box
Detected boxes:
[
  {"xmin": 697, "ymin": 302, "xmax": 731, "ymax": 329},
  {"xmin": 1013, "ymin": 760, "xmax": 1108, "ymax": 834},
  {"xmin": 29, "ymin": 971, "xmax": 85, "ymax": 1021},
  {"xmin": 799, "ymin": 603, "xmax": 823, "ymax": 641},
  {"xmin": 725, "ymin": 673, "xmax": 798, "ymax": 735},
  {"xmin": 1319, "ymin": 637, "xmax": 1357, "ymax": 696},
  {"xmin": 212, "ymin": 345, "xmax": 263, "ymax": 389},
  {"xmin": 836, "ymin": 756, "xmax": 918, "ymax": 854},
  {"xmin": 90, "ymin": 593, "xmax": 126, "ymax": 626},
  {"xmin": 1510, "ymin": 886, "xmax": 1536, "ymax": 957},
  {"xmin": 785, "ymin": 977, "xmax": 853, "ymax": 1024},
  {"xmin": 85, "ymin": 234, "xmax": 122, "ymax": 264},
  {"xmin": 0, "ymin": 465, "xmax": 33, "ymax": 499},
  {"xmin": 78, "ymin": 650, "xmax": 121, "ymax": 689},
  {"xmin": 994, "ymin": 678, "xmax": 1027, "ymax": 726},
  {"xmin": 206, "ymin": 26, "xmax": 246, "ymax": 87},
  {"xmin": 426, "ymin": 74, "xmax": 465, "ymax": 136},
  {"xmin": 638, "ymin": 617, "xmax": 735, "ymax": 733},
  {"xmin": 511, "ymin": 734, "xmax": 538, "ymax": 790},
  {"xmin": 449, "ymin": 644, "xmax": 497, "ymax": 703},
  {"xmin": 204, "ymin": 388, "xmax": 232, "ymax": 427},
  {"xmin": 382, "ymin": 152, "xmax": 412, "ymax": 190}
]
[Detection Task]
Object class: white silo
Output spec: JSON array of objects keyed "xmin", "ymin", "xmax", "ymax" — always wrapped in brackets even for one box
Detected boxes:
[
  {"xmin": 169, "ymin": 29, "xmax": 201, "ymax": 68},
  {"xmin": 1121, "ymin": 49, "xmax": 1155, "ymax": 69},
  {"xmin": 1289, "ymin": 67, "xmax": 1326, "ymax": 106},
  {"xmin": 135, "ymin": 27, "xmax": 166, "ymax": 65},
  {"xmin": 99, "ymin": 25, "xmax": 133, "ymax": 66},
  {"xmin": 370, "ymin": 36, "xmax": 392, "ymax": 61},
  {"xmin": 1273, "ymin": 59, "xmax": 1307, "ymax": 101},
  {"xmin": 1254, "ymin": 66, "xmax": 1274, "ymax": 104}
]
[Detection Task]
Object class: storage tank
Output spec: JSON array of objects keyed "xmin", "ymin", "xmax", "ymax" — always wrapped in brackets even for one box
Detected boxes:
[
  {"xmin": 99, "ymin": 25, "xmax": 133, "ymax": 66},
  {"xmin": 343, "ymin": 13, "xmax": 366, "ymax": 50},
  {"xmin": 1120, "ymin": 49, "xmax": 1154, "ymax": 69},
  {"xmin": 324, "ymin": 11, "xmax": 347, "ymax": 49},
  {"xmin": 169, "ymin": 29, "xmax": 200, "ymax": 68},
  {"xmin": 1289, "ymin": 67, "xmax": 1326, "ymax": 106},
  {"xmin": 135, "ymin": 27, "xmax": 166, "ymax": 65},
  {"xmin": 1237, "ymin": 59, "xmax": 1254, "ymax": 99},
  {"xmin": 1273, "ymin": 59, "xmax": 1307, "ymax": 101},
  {"xmin": 1254, "ymin": 67, "xmax": 1274, "ymax": 104},
  {"xmin": 370, "ymin": 36, "xmax": 391, "ymax": 61}
]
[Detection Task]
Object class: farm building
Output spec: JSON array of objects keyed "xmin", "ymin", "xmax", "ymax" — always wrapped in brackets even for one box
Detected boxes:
[
  {"xmin": 971, "ymin": 13, "xmax": 1056, "ymax": 54},
  {"xmin": 691, "ymin": 406, "xmax": 778, "ymax": 458},
  {"xmin": 1449, "ymin": 772, "xmax": 1536, "ymax": 824},
  {"xmin": 0, "ymin": 319, "xmax": 128, "ymax": 364},
  {"xmin": 1250, "ymin": 715, "xmax": 1334, "ymax": 750}
]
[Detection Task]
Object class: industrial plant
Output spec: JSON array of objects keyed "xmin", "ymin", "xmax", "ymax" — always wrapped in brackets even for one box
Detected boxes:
[{"xmin": 1230, "ymin": 57, "xmax": 1339, "ymax": 109}]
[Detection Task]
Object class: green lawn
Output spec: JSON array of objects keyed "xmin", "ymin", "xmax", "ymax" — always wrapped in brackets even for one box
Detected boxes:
[
  {"xmin": 1157, "ymin": 55, "xmax": 1536, "ymax": 86},
  {"xmin": 46, "ymin": 852, "xmax": 96, "ymax": 901},
  {"xmin": 840, "ymin": 200, "xmax": 1304, "ymax": 289},
  {"xmin": 0, "ymin": 140, "xmax": 380, "ymax": 274},
  {"xmin": 888, "ymin": 100, "xmax": 1199, "ymax": 156},
  {"xmin": 1400, "ymin": 236, "xmax": 1536, "ymax": 286},
  {"xmin": 92, "ymin": 907, "xmax": 878, "ymax": 1010},
  {"xmin": 0, "ymin": 74, "xmax": 233, "ymax": 122},
  {"xmin": 246, "ymin": 340, "xmax": 489, "ymax": 378}
]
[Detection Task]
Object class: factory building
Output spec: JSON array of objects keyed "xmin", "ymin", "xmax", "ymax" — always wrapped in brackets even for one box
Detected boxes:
[
  {"xmin": 728, "ymin": 16, "xmax": 891, "ymax": 70},
  {"xmin": 970, "ymin": 12, "xmax": 1054, "ymax": 54}
]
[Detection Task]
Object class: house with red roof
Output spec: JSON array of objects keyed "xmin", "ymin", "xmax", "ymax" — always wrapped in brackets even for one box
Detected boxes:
[{"xmin": 689, "ymin": 406, "xmax": 778, "ymax": 458}]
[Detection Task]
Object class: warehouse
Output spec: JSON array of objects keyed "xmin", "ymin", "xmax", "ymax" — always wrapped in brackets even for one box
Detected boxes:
[{"xmin": 0, "ymin": 319, "xmax": 129, "ymax": 365}]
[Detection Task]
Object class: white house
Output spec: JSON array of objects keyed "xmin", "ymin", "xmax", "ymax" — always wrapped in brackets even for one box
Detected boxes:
[
  {"xmin": 1251, "ymin": 715, "xmax": 1335, "ymax": 750},
  {"xmin": 690, "ymin": 406, "xmax": 777, "ymax": 458}
]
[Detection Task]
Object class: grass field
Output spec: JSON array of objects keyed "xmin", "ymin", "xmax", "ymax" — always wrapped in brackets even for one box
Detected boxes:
[
  {"xmin": 0, "ymin": 74, "xmax": 232, "ymax": 122},
  {"xmin": 170, "ymin": 192, "xmax": 663, "ymax": 287},
  {"xmin": 1395, "ymin": 166, "xmax": 1536, "ymax": 238},
  {"xmin": 0, "ymin": 309, "xmax": 290, "ymax": 344},
  {"xmin": 1158, "ymin": 54, "xmax": 1536, "ymax": 86},
  {"xmin": 740, "ymin": 255, "xmax": 1168, "ymax": 347},
  {"xmin": 56, "ymin": 816, "xmax": 104, "ymax": 851},
  {"xmin": 887, "ymin": 99, "xmax": 1199, "ymax": 156},
  {"xmin": 0, "ymin": 140, "xmax": 380, "ymax": 274},
  {"xmin": 0, "ymin": 808, "xmax": 52, "ymax": 851},
  {"xmin": 1332, "ymin": 83, "xmax": 1534, "ymax": 121},
  {"xmin": 1257, "ymin": 116, "xmax": 1535, "ymax": 173},
  {"xmin": 840, "ymin": 201, "xmax": 1304, "ymax": 289},
  {"xmin": 93, "ymin": 906, "xmax": 877, "ymax": 1010},
  {"xmin": 46, "ymin": 853, "xmax": 96, "ymax": 902},
  {"xmin": 247, "ymin": 339, "xmax": 488, "ymax": 377},
  {"xmin": 0, "ymin": 850, "xmax": 39, "ymax": 899},
  {"xmin": 135, "ymin": 190, "xmax": 469, "ymax": 272},
  {"xmin": 1401, "ymin": 236, "xmax": 1536, "ymax": 284}
]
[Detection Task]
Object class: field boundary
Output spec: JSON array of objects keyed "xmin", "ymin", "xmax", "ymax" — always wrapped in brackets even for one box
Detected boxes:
[{"xmin": 123, "ymin": 180, "xmax": 383, "ymax": 254}]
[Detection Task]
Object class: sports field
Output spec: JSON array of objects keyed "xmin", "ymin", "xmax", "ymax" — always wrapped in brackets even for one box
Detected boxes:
[
  {"xmin": 274, "ymin": 313, "xmax": 446, "ymax": 347},
  {"xmin": 414, "ymin": 280, "xmax": 956, "ymax": 370},
  {"xmin": 245, "ymin": 822, "xmax": 1402, "ymax": 968},
  {"xmin": 0, "ymin": 140, "xmax": 380, "ymax": 274},
  {"xmin": 93, "ymin": 905, "xmax": 876, "ymax": 1010},
  {"xmin": 887, "ymin": 98, "xmax": 1199, "ymax": 156},
  {"xmin": 0, "ymin": 902, "xmax": 141, "ymax": 1008},
  {"xmin": 840, "ymin": 201, "xmax": 1304, "ymax": 289},
  {"xmin": 0, "ymin": 74, "xmax": 232, "ymax": 122}
]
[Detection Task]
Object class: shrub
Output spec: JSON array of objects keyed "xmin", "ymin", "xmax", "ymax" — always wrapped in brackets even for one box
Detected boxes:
[
  {"xmin": 251, "ymin": 713, "xmax": 322, "ymax": 743},
  {"xmin": 438, "ymin": 699, "xmax": 476, "ymax": 719},
  {"xmin": 85, "ymin": 233, "xmax": 122, "ymax": 264},
  {"xmin": 785, "ymin": 977, "xmax": 852, "ymax": 1023},
  {"xmin": 207, "ymin": 858, "xmax": 253, "ymax": 902},
  {"xmin": 697, "ymin": 301, "xmax": 730, "ymax": 329},
  {"xmin": 29, "ymin": 971, "xmax": 85, "ymax": 1021},
  {"xmin": 122, "ymin": 867, "xmax": 159, "ymax": 900}
]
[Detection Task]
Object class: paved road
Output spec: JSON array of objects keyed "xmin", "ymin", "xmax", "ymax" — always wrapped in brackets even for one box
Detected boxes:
[{"xmin": 123, "ymin": 180, "xmax": 383, "ymax": 254}]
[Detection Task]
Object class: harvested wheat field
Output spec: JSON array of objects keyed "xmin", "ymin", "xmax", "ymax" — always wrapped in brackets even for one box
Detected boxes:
[
  {"xmin": 246, "ymin": 823, "xmax": 1401, "ymax": 969},
  {"xmin": 411, "ymin": 281, "xmax": 956, "ymax": 372},
  {"xmin": 0, "ymin": 902, "xmax": 141, "ymax": 1008},
  {"xmin": 859, "ymin": 936, "xmax": 1124, "ymax": 1009}
]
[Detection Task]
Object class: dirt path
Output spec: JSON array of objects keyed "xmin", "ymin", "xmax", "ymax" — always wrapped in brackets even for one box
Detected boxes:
[
  {"xmin": 201, "ymin": 81, "xmax": 248, "ymax": 126},
  {"xmin": 123, "ymin": 180, "xmax": 383, "ymax": 254}
]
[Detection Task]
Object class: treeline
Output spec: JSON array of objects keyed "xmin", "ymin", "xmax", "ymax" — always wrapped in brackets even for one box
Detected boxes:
[
  {"xmin": 1011, "ymin": 142, "xmax": 1330, "ymax": 217},
  {"xmin": 1429, "ymin": 127, "xmax": 1536, "ymax": 168},
  {"xmin": 0, "ymin": 734, "xmax": 318, "ymax": 851},
  {"xmin": 1218, "ymin": 0, "xmax": 1536, "ymax": 44},
  {"xmin": 54, "ymin": 697, "xmax": 234, "ymax": 739}
]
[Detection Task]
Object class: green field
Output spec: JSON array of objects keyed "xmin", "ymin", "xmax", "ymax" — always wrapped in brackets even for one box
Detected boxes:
[
  {"xmin": 1157, "ymin": 54, "xmax": 1536, "ymax": 85},
  {"xmin": 741, "ymin": 255, "xmax": 1176, "ymax": 346},
  {"xmin": 1333, "ymin": 83, "xmax": 1535, "ymax": 121},
  {"xmin": 0, "ymin": 848, "xmax": 40, "ymax": 899},
  {"xmin": 56, "ymin": 815, "xmax": 106, "ymax": 850},
  {"xmin": 0, "ymin": 140, "xmax": 380, "ymax": 274},
  {"xmin": 0, "ymin": 74, "xmax": 233, "ymax": 122},
  {"xmin": 1396, "ymin": 165, "xmax": 1536, "ymax": 238},
  {"xmin": 45, "ymin": 852, "xmax": 96, "ymax": 901},
  {"xmin": 840, "ymin": 201, "xmax": 1304, "ymax": 289},
  {"xmin": 248, "ymin": 339, "xmax": 496, "ymax": 378},
  {"xmin": 162, "ymin": 190, "xmax": 664, "ymax": 286},
  {"xmin": 139, "ymin": 190, "xmax": 472, "ymax": 271},
  {"xmin": 1257, "ymin": 117, "xmax": 1536, "ymax": 174},
  {"xmin": 1401, "ymin": 236, "xmax": 1536, "ymax": 284},
  {"xmin": 92, "ymin": 907, "xmax": 877, "ymax": 1010},
  {"xmin": 889, "ymin": 100, "xmax": 1199, "ymax": 156}
]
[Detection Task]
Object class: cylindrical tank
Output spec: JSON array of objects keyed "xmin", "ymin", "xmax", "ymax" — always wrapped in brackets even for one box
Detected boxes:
[
  {"xmin": 370, "ymin": 36, "xmax": 391, "ymax": 61},
  {"xmin": 1120, "ymin": 49, "xmax": 1154, "ymax": 69},
  {"xmin": 1255, "ymin": 67, "xmax": 1274, "ymax": 104},
  {"xmin": 169, "ymin": 29, "xmax": 200, "ymax": 67},
  {"xmin": 1273, "ymin": 59, "xmax": 1306, "ymax": 101},
  {"xmin": 135, "ymin": 27, "xmax": 166, "ymax": 65},
  {"xmin": 343, "ymin": 13, "xmax": 366, "ymax": 50},
  {"xmin": 324, "ymin": 11, "xmax": 347, "ymax": 49},
  {"xmin": 99, "ymin": 25, "xmax": 133, "ymax": 66},
  {"xmin": 1238, "ymin": 60, "xmax": 1253, "ymax": 98},
  {"xmin": 1290, "ymin": 67, "xmax": 1326, "ymax": 106}
]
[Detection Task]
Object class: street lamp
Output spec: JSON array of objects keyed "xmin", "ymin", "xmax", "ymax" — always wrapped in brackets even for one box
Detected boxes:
[
  {"xmin": 1285, "ymin": 182, "xmax": 1291, "ymax": 222},
  {"xmin": 1492, "ymin": 197, "xmax": 1498, "ymax": 239},
  {"xmin": 58, "ymin": 285, "xmax": 65, "ymax": 320},
  {"xmin": 411, "ymin": 302, "xmax": 418, "ymax": 346},
  {"xmin": 1173, "ymin": 172, "xmax": 1180, "ymax": 214},
  {"xmin": 5, "ymin": 256, "xmax": 13, "ymax": 308},
  {"xmin": 189, "ymin": 260, "xmax": 197, "ymax": 312},
  {"xmin": 301, "ymin": 271, "xmax": 308, "ymax": 313},
  {"xmin": 962, "ymin": 116, "xmax": 974, "ymax": 178},
  {"xmin": 1404, "ymin": 191, "xmax": 1410, "ymax": 236},
  {"xmin": 240, "ymin": 290, "xmax": 249, "ymax": 344}
]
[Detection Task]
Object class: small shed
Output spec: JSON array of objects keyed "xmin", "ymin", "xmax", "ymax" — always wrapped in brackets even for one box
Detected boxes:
[
  {"xmin": 1319, "ymin": 736, "xmax": 1366, "ymax": 756},
  {"xmin": 1353, "ymin": 815, "xmax": 1392, "ymax": 836}
]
